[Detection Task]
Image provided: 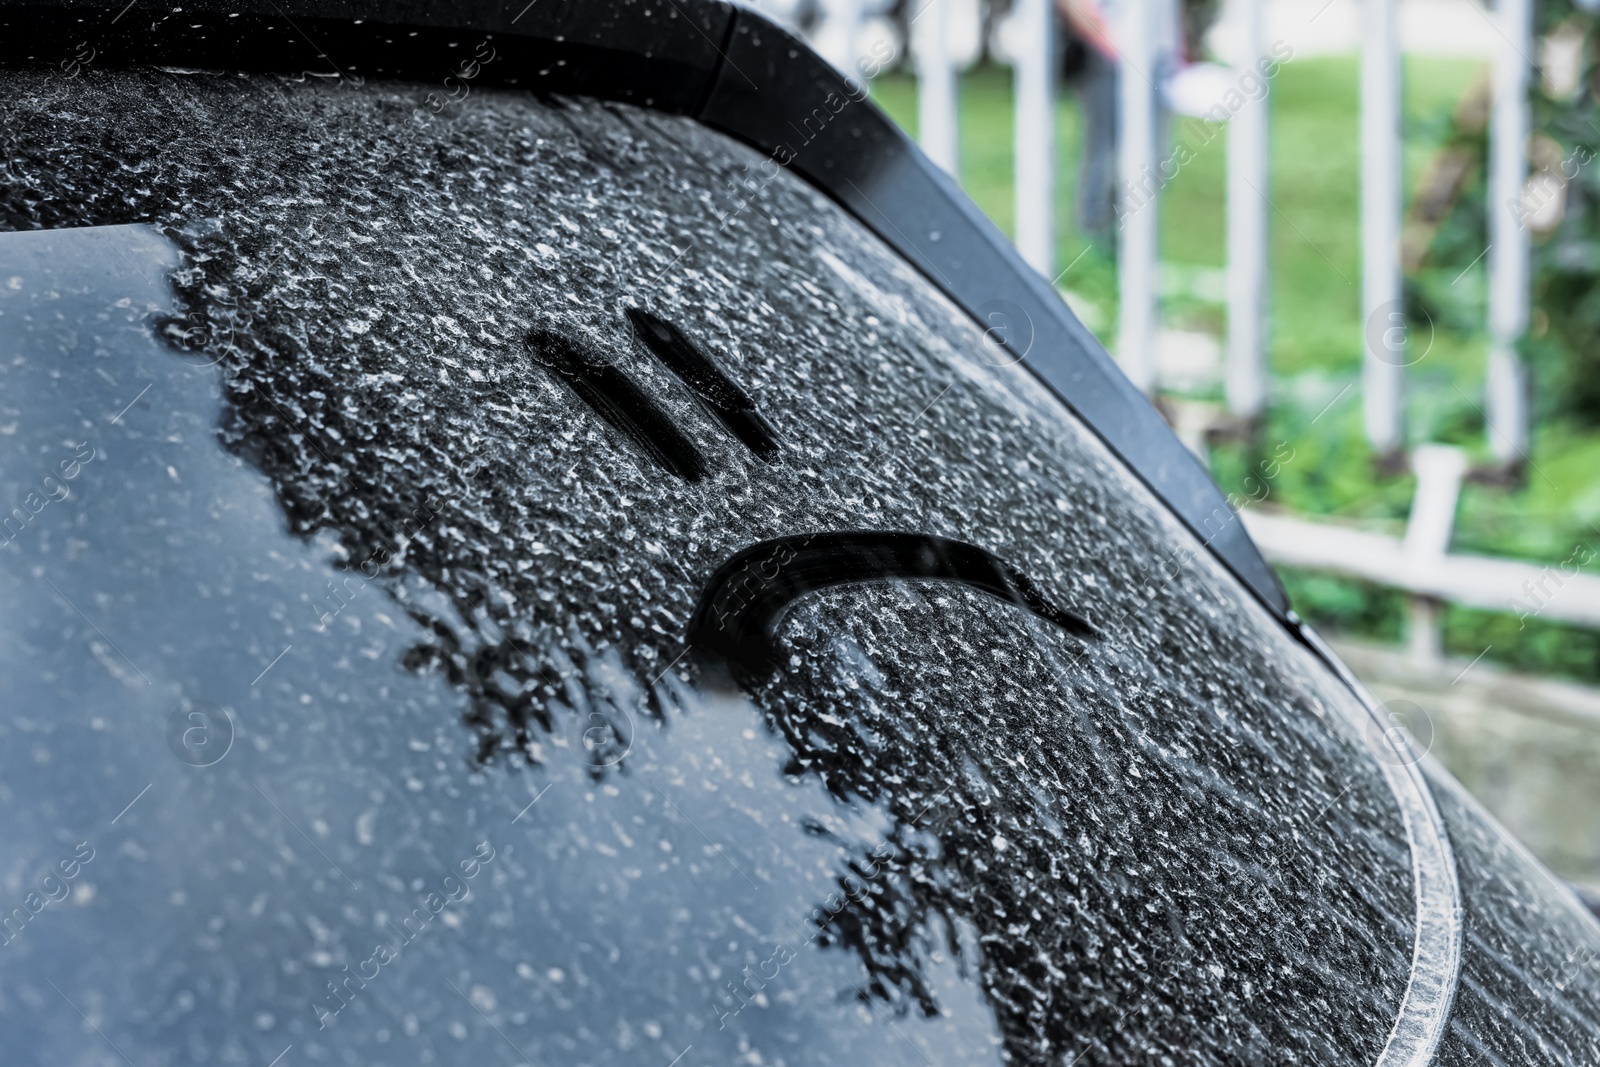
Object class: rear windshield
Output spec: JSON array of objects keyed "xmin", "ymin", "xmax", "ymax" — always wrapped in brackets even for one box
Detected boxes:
[{"xmin": 0, "ymin": 70, "xmax": 1415, "ymax": 1066}]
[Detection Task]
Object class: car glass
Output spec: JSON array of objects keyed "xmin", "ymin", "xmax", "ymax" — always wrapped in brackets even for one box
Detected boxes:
[{"xmin": 0, "ymin": 72, "xmax": 1418, "ymax": 1065}]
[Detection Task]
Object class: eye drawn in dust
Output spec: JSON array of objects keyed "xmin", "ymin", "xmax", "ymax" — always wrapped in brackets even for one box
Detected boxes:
[
  {"xmin": 529, "ymin": 314, "xmax": 785, "ymax": 481},
  {"xmin": 625, "ymin": 308, "xmax": 782, "ymax": 461},
  {"xmin": 527, "ymin": 326, "xmax": 709, "ymax": 482}
]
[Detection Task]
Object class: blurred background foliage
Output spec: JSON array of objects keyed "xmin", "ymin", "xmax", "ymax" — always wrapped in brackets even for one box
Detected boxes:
[{"xmin": 873, "ymin": 20, "xmax": 1600, "ymax": 683}]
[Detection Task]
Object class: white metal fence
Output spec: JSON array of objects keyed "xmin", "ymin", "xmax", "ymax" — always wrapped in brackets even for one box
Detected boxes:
[{"xmin": 750, "ymin": 0, "xmax": 1599, "ymax": 661}]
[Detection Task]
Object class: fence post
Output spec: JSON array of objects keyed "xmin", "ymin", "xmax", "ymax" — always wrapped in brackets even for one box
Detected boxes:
[
  {"xmin": 814, "ymin": 0, "xmax": 863, "ymax": 75},
  {"xmin": 1117, "ymin": 0, "xmax": 1161, "ymax": 392},
  {"xmin": 914, "ymin": 0, "xmax": 961, "ymax": 177},
  {"xmin": 1361, "ymin": 0, "xmax": 1404, "ymax": 455},
  {"xmin": 1486, "ymin": 0, "xmax": 1532, "ymax": 464},
  {"xmin": 1226, "ymin": 0, "xmax": 1270, "ymax": 422},
  {"xmin": 1013, "ymin": 0, "xmax": 1056, "ymax": 277},
  {"xmin": 1403, "ymin": 445, "xmax": 1468, "ymax": 665}
]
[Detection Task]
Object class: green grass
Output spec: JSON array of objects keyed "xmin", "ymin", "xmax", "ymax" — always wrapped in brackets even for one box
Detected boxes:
[
  {"xmin": 873, "ymin": 57, "xmax": 1483, "ymax": 363},
  {"xmin": 872, "ymin": 57, "xmax": 1600, "ymax": 684},
  {"xmin": 1278, "ymin": 568, "xmax": 1600, "ymax": 686}
]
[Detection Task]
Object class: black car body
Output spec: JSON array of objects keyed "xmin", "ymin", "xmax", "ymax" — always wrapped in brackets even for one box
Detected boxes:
[{"xmin": 0, "ymin": 3, "xmax": 1596, "ymax": 1064}]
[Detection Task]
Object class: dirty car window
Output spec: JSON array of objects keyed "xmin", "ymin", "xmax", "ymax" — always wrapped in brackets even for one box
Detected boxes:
[{"xmin": 0, "ymin": 72, "xmax": 1417, "ymax": 1066}]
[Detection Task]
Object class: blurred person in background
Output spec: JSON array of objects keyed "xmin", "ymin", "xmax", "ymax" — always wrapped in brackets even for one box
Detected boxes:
[
  {"xmin": 1057, "ymin": 0, "xmax": 1120, "ymax": 240},
  {"xmin": 1056, "ymin": 0, "xmax": 1221, "ymax": 243}
]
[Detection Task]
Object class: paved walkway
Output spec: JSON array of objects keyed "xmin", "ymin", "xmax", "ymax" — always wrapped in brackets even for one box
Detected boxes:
[{"xmin": 1335, "ymin": 637, "xmax": 1600, "ymax": 890}]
